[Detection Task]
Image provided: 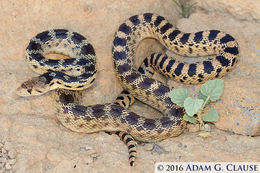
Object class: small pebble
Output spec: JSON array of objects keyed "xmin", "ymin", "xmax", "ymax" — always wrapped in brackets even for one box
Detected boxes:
[
  {"xmin": 151, "ymin": 144, "xmax": 168, "ymax": 154},
  {"xmin": 204, "ymin": 124, "xmax": 211, "ymax": 132},
  {"xmin": 8, "ymin": 150, "xmax": 16, "ymax": 159},
  {"xmin": 0, "ymin": 143, "xmax": 3, "ymax": 149},
  {"xmin": 3, "ymin": 142, "xmax": 12, "ymax": 151},
  {"xmin": 1, "ymin": 148, "xmax": 6, "ymax": 154},
  {"xmin": 8, "ymin": 159, "xmax": 16, "ymax": 165},
  {"xmin": 85, "ymin": 146, "xmax": 93, "ymax": 151},
  {"xmin": 5, "ymin": 163, "xmax": 12, "ymax": 170}
]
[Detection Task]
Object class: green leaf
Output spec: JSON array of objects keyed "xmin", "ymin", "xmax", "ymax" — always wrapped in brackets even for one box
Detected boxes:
[
  {"xmin": 183, "ymin": 114, "xmax": 197, "ymax": 124},
  {"xmin": 202, "ymin": 108, "xmax": 219, "ymax": 122},
  {"xmin": 199, "ymin": 92, "xmax": 210, "ymax": 105},
  {"xmin": 200, "ymin": 79, "xmax": 224, "ymax": 101},
  {"xmin": 183, "ymin": 97, "xmax": 204, "ymax": 117},
  {"xmin": 169, "ymin": 88, "xmax": 190, "ymax": 107}
]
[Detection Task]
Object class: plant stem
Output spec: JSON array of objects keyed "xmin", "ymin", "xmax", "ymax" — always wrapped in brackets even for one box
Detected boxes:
[
  {"xmin": 201, "ymin": 96, "xmax": 210, "ymax": 110},
  {"xmin": 197, "ymin": 96, "xmax": 210, "ymax": 129}
]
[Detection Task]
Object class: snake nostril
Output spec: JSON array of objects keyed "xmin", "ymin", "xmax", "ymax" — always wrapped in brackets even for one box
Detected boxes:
[{"xmin": 27, "ymin": 89, "xmax": 32, "ymax": 94}]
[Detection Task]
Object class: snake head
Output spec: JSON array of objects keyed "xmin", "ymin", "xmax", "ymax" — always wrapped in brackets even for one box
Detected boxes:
[{"xmin": 16, "ymin": 76, "xmax": 49, "ymax": 96}]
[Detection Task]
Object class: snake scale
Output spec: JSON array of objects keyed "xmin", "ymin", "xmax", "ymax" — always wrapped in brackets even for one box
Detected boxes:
[{"xmin": 16, "ymin": 13, "xmax": 239, "ymax": 166}]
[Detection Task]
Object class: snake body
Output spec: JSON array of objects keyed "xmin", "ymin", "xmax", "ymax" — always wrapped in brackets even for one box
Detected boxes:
[{"xmin": 17, "ymin": 13, "xmax": 239, "ymax": 166}]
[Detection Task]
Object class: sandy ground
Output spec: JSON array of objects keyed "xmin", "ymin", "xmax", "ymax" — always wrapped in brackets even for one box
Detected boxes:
[{"xmin": 0, "ymin": 0, "xmax": 259, "ymax": 172}]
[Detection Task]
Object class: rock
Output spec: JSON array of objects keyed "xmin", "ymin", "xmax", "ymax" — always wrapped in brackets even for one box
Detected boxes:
[
  {"xmin": 204, "ymin": 124, "xmax": 211, "ymax": 132},
  {"xmin": 1, "ymin": 148, "xmax": 6, "ymax": 155},
  {"xmin": 194, "ymin": 0, "xmax": 260, "ymax": 23},
  {"xmin": 7, "ymin": 149, "xmax": 16, "ymax": 159},
  {"xmin": 7, "ymin": 159, "xmax": 16, "ymax": 165},
  {"xmin": 3, "ymin": 142, "xmax": 12, "ymax": 152},
  {"xmin": 5, "ymin": 163, "xmax": 12, "ymax": 170}
]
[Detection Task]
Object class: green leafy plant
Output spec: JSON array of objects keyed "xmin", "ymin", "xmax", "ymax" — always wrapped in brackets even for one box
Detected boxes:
[
  {"xmin": 169, "ymin": 79, "xmax": 224, "ymax": 136},
  {"xmin": 172, "ymin": 0, "xmax": 197, "ymax": 18}
]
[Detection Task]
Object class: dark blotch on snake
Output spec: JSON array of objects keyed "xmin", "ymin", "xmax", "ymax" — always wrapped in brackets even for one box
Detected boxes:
[
  {"xmin": 168, "ymin": 30, "xmax": 181, "ymax": 41},
  {"xmin": 159, "ymin": 55, "xmax": 167, "ymax": 69},
  {"xmin": 220, "ymin": 34, "xmax": 234, "ymax": 44},
  {"xmin": 118, "ymin": 64, "xmax": 131, "ymax": 74},
  {"xmin": 180, "ymin": 33, "xmax": 190, "ymax": 44},
  {"xmin": 138, "ymin": 77, "xmax": 155, "ymax": 90},
  {"xmin": 160, "ymin": 23, "xmax": 173, "ymax": 34},
  {"xmin": 116, "ymin": 96, "xmax": 124, "ymax": 100},
  {"xmin": 128, "ymin": 144, "xmax": 135, "ymax": 150},
  {"xmin": 166, "ymin": 59, "xmax": 175, "ymax": 73},
  {"xmin": 194, "ymin": 31, "xmax": 203, "ymax": 43},
  {"xmin": 71, "ymin": 32, "xmax": 86, "ymax": 44},
  {"xmin": 72, "ymin": 105, "xmax": 87, "ymax": 116},
  {"xmin": 174, "ymin": 63, "xmax": 184, "ymax": 76},
  {"xmin": 188, "ymin": 63, "xmax": 197, "ymax": 77},
  {"xmin": 113, "ymin": 51, "xmax": 127, "ymax": 61},
  {"xmin": 119, "ymin": 23, "xmax": 131, "ymax": 34},
  {"xmin": 62, "ymin": 59, "xmax": 75, "ymax": 67},
  {"xmin": 208, "ymin": 30, "xmax": 220, "ymax": 41},
  {"xmin": 113, "ymin": 37, "xmax": 127, "ymax": 46},
  {"xmin": 126, "ymin": 137, "xmax": 133, "ymax": 144},
  {"xmin": 203, "ymin": 61, "xmax": 214, "ymax": 74},
  {"xmin": 160, "ymin": 117, "xmax": 174, "ymax": 128},
  {"xmin": 36, "ymin": 30, "xmax": 52, "ymax": 42},
  {"xmin": 125, "ymin": 72, "xmax": 139, "ymax": 83},
  {"xmin": 138, "ymin": 67, "xmax": 145, "ymax": 74},
  {"xmin": 81, "ymin": 44, "xmax": 95, "ymax": 56},
  {"xmin": 110, "ymin": 104, "xmax": 124, "ymax": 118},
  {"xmin": 92, "ymin": 104, "xmax": 105, "ymax": 118},
  {"xmin": 149, "ymin": 53, "xmax": 156, "ymax": 64},
  {"xmin": 154, "ymin": 16, "xmax": 165, "ymax": 27},
  {"xmin": 125, "ymin": 112, "xmax": 139, "ymax": 125},
  {"xmin": 216, "ymin": 55, "xmax": 230, "ymax": 67},
  {"xmin": 154, "ymin": 54, "xmax": 161, "ymax": 66},
  {"xmin": 45, "ymin": 59, "xmax": 59, "ymax": 66},
  {"xmin": 224, "ymin": 47, "xmax": 239, "ymax": 55},
  {"xmin": 143, "ymin": 13, "xmax": 153, "ymax": 22},
  {"xmin": 153, "ymin": 85, "xmax": 169, "ymax": 97},
  {"xmin": 27, "ymin": 41, "xmax": 43, "ymax": 51},
  {"xmin": 129, "ymin": 15, "xmax": 140, "ymax": 25},
  {"xmin": 143, "ymin": 119, "xmax": 156, "ymax": 130},
  {"xmin": 30, "ymin": 53, "xmax": 44, "ymax": 61},
  {"xmin": 143, "ymin": 58, "xmax": 149, "ymax": 67},
  {"xmin": 54, "ymin": 29, "xmax": 68, "ymax": 39},
  {"xmin": 85, "ymin": 64, "xmax": 95, "ymax": 72}
]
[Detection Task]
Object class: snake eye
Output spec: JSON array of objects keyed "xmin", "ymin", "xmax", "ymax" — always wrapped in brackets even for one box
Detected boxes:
[
  {"xmin": 27, "ymin": 89, "xmax": 32, "ymax": 94},
  {"xmin": 21, "ymin": 83, "xmax": 27, "ymax": 89}
]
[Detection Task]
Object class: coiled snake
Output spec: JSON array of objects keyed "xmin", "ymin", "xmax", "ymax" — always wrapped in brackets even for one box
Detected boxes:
[{"xmin": 16, "ymin": 13, "xmax": 239, "ymax": 166}]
